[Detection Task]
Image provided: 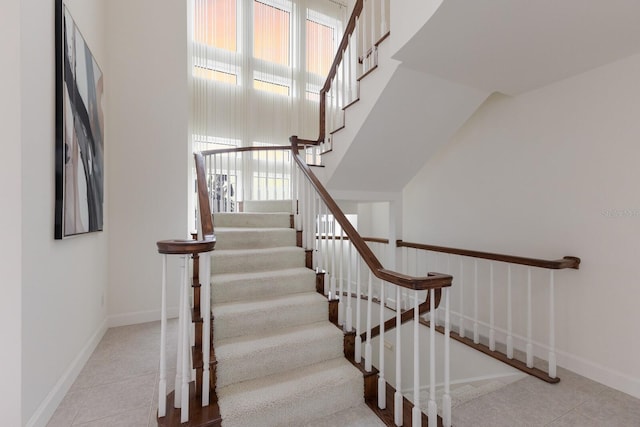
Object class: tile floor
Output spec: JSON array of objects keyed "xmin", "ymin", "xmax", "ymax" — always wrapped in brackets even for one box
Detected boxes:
[{"xmin": 47, "ymin": 320, "xmax": 640, "ymax": 426}]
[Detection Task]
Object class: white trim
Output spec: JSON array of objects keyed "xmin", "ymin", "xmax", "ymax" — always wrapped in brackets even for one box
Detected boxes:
[
  {"xmin": 436, "ymin": 311, "xmax": 640, "ymax": 399},
  {"xmin": 107, "ymin": 307, "xmax": 180, "ymax": 328},
  {"xmin": 25, "ymin": 319, "xmax": 108, "ymax": 427},
  {"xmin": 556, "ymin": 350, "xmax": 640, "ymax": 400}
]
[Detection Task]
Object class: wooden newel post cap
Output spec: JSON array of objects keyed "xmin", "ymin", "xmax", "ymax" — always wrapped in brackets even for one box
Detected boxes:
[{"xmin": 156, "ymin": 237, "xmax": 216, "ymax": 255}]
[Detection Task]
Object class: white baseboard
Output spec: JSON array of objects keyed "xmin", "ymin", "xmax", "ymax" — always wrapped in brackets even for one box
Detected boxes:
[
  {"xmin": 557, "ymin": 350, "xmax": 640, "ymax": 399},
  {"xmin": 107, "ymin": 306, "xmax": 179, "ymax": 328},
  {"xmin": 25, "ymin": 318, "xmax": 108, "ymax": 427}
]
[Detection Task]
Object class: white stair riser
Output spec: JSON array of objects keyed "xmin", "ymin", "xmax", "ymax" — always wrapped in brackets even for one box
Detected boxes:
[
  {"xmin": 214, "ymin": 228, "xmax": 296, "ymax": 250},
  {"xmin": 213, "ymin": 297, "xmax": 327, "ymax": 340},
  {"xmin": 211, "ymin": 269, "xmax": 315, "ymax": 304},
  {"xmin": 243, "ymin": 200, "xmax": 293, "ymax": 213},
  {"xmin": 216, "ymin": 325, "xmax": 343, "ymax": 388},
  {"xmin": 211, "ymin": 248, "xmax": 305, "ymax": 274},
  {"xmin": 214, "ymin": 212, "xmax": 291, "ymax": 228},
  {"xmin": 218, "ymin": 359, "xmax": 363, "ymax": 427}
]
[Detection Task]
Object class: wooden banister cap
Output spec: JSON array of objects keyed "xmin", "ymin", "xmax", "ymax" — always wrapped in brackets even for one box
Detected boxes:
[{"xmin": 156, "ymin": 237, "xmax": 216, "ymax": 255}]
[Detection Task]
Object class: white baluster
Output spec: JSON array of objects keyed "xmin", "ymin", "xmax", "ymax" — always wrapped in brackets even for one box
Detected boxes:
[
  {"xmin": 369, "ymin": 0, "xmax": 376, "ymax": 54},
  {"xmin": 412, "ymin": 290, "xmax": 421, "ymax": 427},
  {"xmin": 442, "ymin": 287, "xmax": 452, "ymax": 427},
  {"xmin": 473, "ymin": 259, "xmax": 479, "ymax": 344},
  {"xmin": 350, "ymin": 33, "xmax": 357, "ymax": 101},
  {"xmin": 394, "ymin": 285, "xmax": 403, "ymax": 426},
  {"xmin": 378, "ymin": 280, "xmax": 386, "ymax": 409},
  {"xmin": 346, "ymin": 241, "xmax": 353, "ymax": 332},
  {"xmin": 381, "ymin": 0, "xmax": 388, "ymax": 36},
  {"xmin": 307, "ymin": 181, "xmax": 313, "ymax": 251},
  {"xmin": 158, "ymin": 254, "xmax": 167, "ymax": 417},
  {"xmin": 314, "ymin": 199, "xmax": 324, "ymax": 273},
  {"xmin": 459, "ymin": 258, "xmax": 465, "ymax": 339},
  {"xmin": 361, "ymin": 1, "xmax": 367, "ymax": 75},
  {"xmin": 330, "ymin": 216, "xmax": 337, "ymax": 299},
  {"xmin": 355, "ymin": 256, "xmax": 362, "ymax": 363},
  {"xmin": 507, "ymin": 265, "xmax": 513, "ymax": 359},
  {"xmin": 339, "ymin": 54, "xmax": 345, "ymax": 110},
  {"xmin": 226, "ymin": 152, "xmax": 231, "ymax": 212},
  {"xmin": 180, "ymin": 254, "xmax": 190, "ymax": 423},
  {"xmin": 174, "ymin": 257, "xmax": 185, "ymax": 408},
  {"xmin": 428, "ymin": 289, "xmax": 437, "ymax": 427},
  {"xmin": 365, "ymin": 271, "xmax": 373, "ymax": 371},
  {"xmin": 489, "ymin": 261, "xmax": 496, "ymax": 351},
  {"xmin": 548, "ymin": 270, "xmax": 557, "ymax": 378},
  {"xmin": 338, "ymin": 229, "xmax": 345, "ymax": 326},
  {"xmin": 202, "ymin": 251, "xmax": 211, "ymax": 406},
  {"xmin": 526, "ymin": 267, "xmax": 534, "ymax": 368},
  {"xmin": 293, "ymin": 165, "xmax": 300, "ymax": 230}
]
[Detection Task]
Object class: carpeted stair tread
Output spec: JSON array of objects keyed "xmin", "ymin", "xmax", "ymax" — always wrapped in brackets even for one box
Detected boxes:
[
  {"xmin": 216, "ymin": 321, "xmax": 344, "ymax": 388},
  {"xmin": 302, "ymin": 403, "xmax": 386, "ymax": 427},
  {"xmin": 211, "ymin": 246, "xmax": 305, "ymax": 274},
  {"xmin": 214, "ymin": 227, "xmax": 296, "ymax": 250},
  {"xmin": 214, "ymin": 212, "xmax": 291, "ymax": 228},
  {"xmin": 243, "ymin": 199, "xmax": 293, "ymax": 213},
  {"xmin": 211, "ymin": 267, "xmax": 315, "ymax": 304},
  {"xmin": 213, "ymin": 292, "xmax": 328, "ymax": 340},
  {"xmin": 217, "ymin": 357, "xmax": 363, "ymax": 427}
]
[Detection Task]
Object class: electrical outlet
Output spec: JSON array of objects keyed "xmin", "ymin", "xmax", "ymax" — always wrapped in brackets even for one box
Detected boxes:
[{"xmin": 384, "ymin": 340, "xmax": 393, "ymax": 350}]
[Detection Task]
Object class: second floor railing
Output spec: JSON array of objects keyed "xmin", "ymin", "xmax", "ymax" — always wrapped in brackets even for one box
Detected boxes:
[{"xmin": 301, "ymin": 0, "xmax": 390, "ymax": 157}]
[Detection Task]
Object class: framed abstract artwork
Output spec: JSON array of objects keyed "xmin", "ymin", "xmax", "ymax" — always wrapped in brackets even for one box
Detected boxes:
[{"xmin": 55, "ymin": 0, "xmax": 104, "ymax": 239}]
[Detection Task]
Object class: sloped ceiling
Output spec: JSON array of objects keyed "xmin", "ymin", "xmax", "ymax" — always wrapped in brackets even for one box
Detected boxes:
[{"xmin": 394, "ymin": 0, "xmax": 640, "ymax": 95}]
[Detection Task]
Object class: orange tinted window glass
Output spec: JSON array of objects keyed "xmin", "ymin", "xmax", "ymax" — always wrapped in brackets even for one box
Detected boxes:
[
  {"xmin": 194, "ymin": 0, "xmax": 236, "ymax": 51},
  {"xmin": 254, "ymin": 1, "xmax": 290, "ymax": 66},
  {"xmin": 306, "ymin": 19, "xmax": 334, "ymax": 76}
]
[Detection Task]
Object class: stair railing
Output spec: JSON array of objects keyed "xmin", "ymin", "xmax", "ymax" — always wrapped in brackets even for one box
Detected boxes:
[
  {"xmin": 156, "ymin": 153, "xmax": 218, "ymax": 425},
  {"xmin": 291, "ymin": 136, "xmax": 452, "ymax": 427},
  {"xmin": 397, "ymin": 240, "xmax": 580, "ymax": 383},
  {"xmin": 197, "ymin": 141, "xmax": 454, "ymax": 426},
  {"xmin": 299, "ymin": 0, "xmax": 390, "ymax": 157}
]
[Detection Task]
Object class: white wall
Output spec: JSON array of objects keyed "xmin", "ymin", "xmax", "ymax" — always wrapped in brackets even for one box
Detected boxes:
[
  {"xmin": 105, "ymin": 0, "xmax": 189, "ymax": 325},
  {"xmin": 0, "ymin": 0, "xmax": 23, "ymax": 424},
  {"xmin": 403, "ymin": 53, "xmax": 640, "ymax": 398},
  {"xmin": 20, "ymin": 0, "xmax": 109, "ymax": 424}
]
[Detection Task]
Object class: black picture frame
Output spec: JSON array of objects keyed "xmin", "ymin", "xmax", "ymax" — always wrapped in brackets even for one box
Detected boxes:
[{"xmin": 55, "ymin": 0, "xmax": 104, "ymax": 239}]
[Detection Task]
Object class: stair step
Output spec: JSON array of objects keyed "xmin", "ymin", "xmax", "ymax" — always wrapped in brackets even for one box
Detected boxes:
[
  {"xmin": 303, "ymin": 403, "xmax": 385, "ymax": 427},
  {"xmin": 216, "ymin": 321, "xmax": 343, "ymax": 388},
  {"xmin": 211, "ymin": 267, "xmax": 315, "ymax": 304},
  {"xmin": 214, "ymin": 227, "xmax": 296, "ymax": 250},
  {"xmin": 214, "ymin": 212, "xmax": 291, "ymax": 228},
  {"xmin": 243, "ymin": 199, "xmax": 293, "ymax": 213},
  {"xmin": 213, "ymin": 292, "xmax": 327, "ymax": 340},
  {"xmin": 217, "ymin": 357, "xmax": 363, "ymax": 427},
  {"xmin": 211, "ymin": 247, "xmax": 305, "ymax": 274}
]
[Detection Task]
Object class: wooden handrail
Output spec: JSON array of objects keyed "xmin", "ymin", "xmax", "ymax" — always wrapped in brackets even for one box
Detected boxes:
[
  {"xmin": 156, "ymin": 238, "xmax": 216, "ymax": 255},
  {"xmin": 200, "ymin": 145, "xmax": 291, "ymax": 156},
  {"xmin": 194, "ymin": 152, "xmax": 215, "ymax": 239},
  {"xmin": 397, "ymin": 240, "xmax": 581, "ymax": 270},
  {"xmin": 291, "ymin": 136, "xmax": 452, "ymax": 291},
  {"xmin": 360, "ymin": 289, "xmax": 442, "ymax": 342}
]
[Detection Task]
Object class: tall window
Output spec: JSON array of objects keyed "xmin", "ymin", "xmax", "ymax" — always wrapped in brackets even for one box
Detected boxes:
[{"xmin": 191, "ymin": 0, "xmax": 345, "ymax": 151}]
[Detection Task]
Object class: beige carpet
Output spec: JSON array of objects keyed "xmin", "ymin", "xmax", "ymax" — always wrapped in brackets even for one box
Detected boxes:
[{"xmin": 211, "ymin": 201, "xmax": 366, "ymax": 427}]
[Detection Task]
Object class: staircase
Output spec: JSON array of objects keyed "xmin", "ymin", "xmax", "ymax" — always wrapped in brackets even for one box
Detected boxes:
[{"xmin": 210, "ymin": 200, "xmax": 377, "ymax": 427}]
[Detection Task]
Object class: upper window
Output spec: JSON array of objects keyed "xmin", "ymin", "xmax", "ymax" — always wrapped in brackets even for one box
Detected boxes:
[
  {"xmin": 306, "ymin": 19, "xmax": 334, "ymax": 76},
  {"xmin": 192, "ymin": 0, "xmax": 343, "ymax": 98},
  {"xmin": 254, "ymin": 1, "xmax": 290, "ymax": 66},
  {"xmin": 194, "ymin": 0, "xmax": 237, "ymax": 51}
]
